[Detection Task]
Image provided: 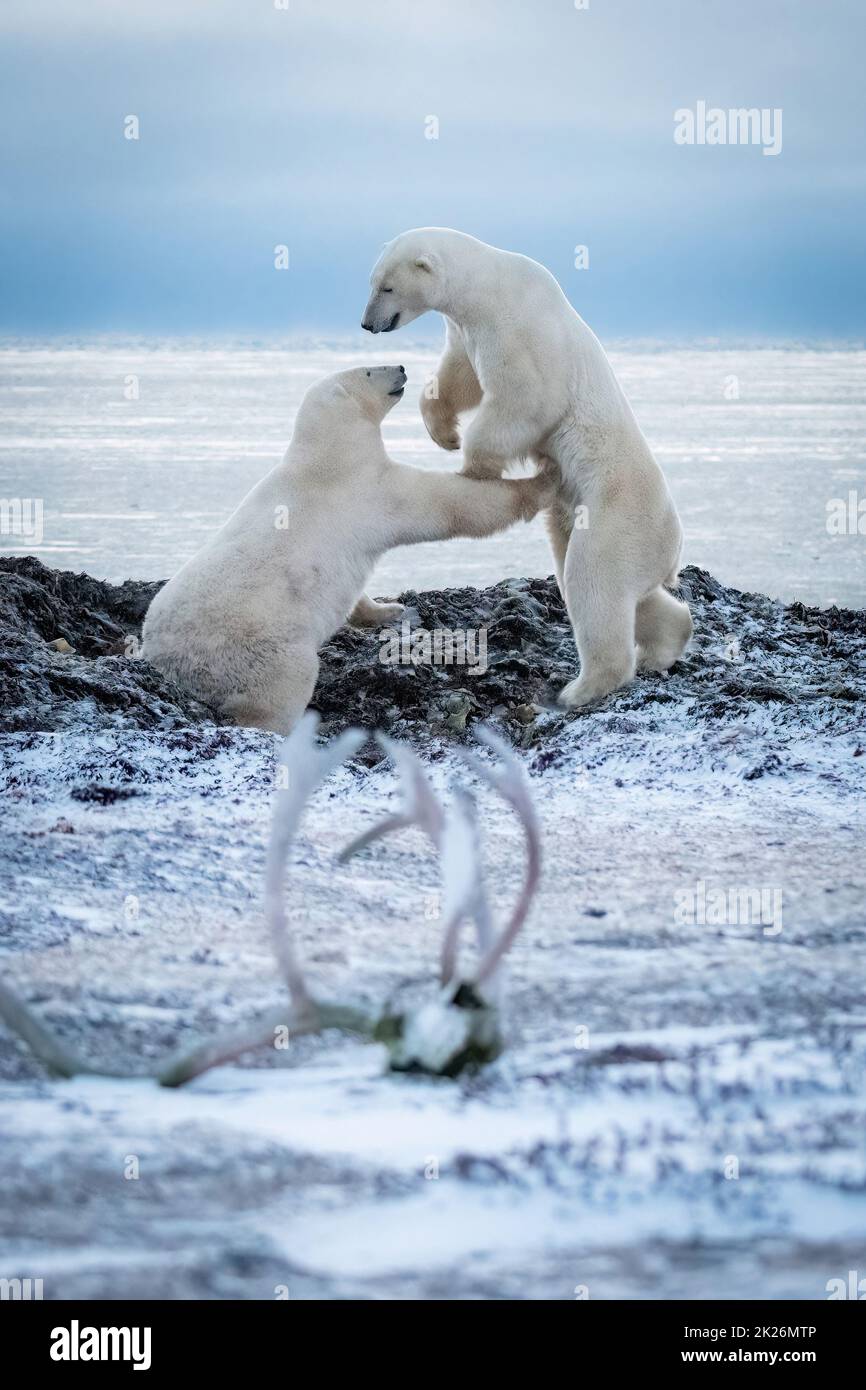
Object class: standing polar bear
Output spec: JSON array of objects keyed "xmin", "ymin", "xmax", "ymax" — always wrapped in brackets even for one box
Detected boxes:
[
  {"xmin": 142, "ymin": 366, "xmax": 550, "ymax": 734},
  {"xmin": 362, "ymin": 228, "xmax": 692, "ymax": 707}
]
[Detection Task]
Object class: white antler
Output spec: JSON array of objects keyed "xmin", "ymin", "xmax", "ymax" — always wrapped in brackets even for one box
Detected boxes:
[
  {"xmin": 0, "ymin": 713, "xmax": 373, "ymax": 1088},
  {"xmin": 438, "ymin": 787, "xmax": 494, "ymax": 993},
  {"xmin": 0, "ymin": 980, "xmax": 95, "ymax": 1079},
  {"xmin": 0, "ymin": 722, "xmax": 541, "ymax": 1087},
  {"xmin": 267, "ymin": 713, "xmax": 365, "ymax": 1017},
  {"xmin": 341, "ymin": 727, "xmax": 540, "ymax": 1007},
  {"xmin": 460, "ymin": 726, "xmax": 541, "ymax": 993},
  {"xmin": 338, "ymin": 734, "xmax": 444, "ymax": 862},
  {"xmin": 339, "ymin": 737, "xmax": 497, "ymax": 988}
]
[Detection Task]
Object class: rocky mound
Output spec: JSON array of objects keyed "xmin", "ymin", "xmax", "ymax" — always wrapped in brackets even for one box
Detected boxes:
[{"xmin": 0, "ymin": 555, "xmax": 864, "ymax": 742}]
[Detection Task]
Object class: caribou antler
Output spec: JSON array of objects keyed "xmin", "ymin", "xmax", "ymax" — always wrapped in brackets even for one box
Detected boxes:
[
  {"xmin": 161, "ymin": 714, "xmax": 375, "ymax": 1086},
  {"xmin": 0, "ymin": 980, "xmax": 97, "ymax": 1080},
  {"xmin": 461, "ymin": 726, "xmax": 541, "ymax": 993},
  {"xmin": 0, "ymin": 714, "xmax": 375, "ymax": 1088},
  {"xmin": 338, "ymin": 734, "xmax": 445, "ymax": 862},
  {"xmin": 0, "ymin": 721, "xmax": 542, "ymax": 1085},
  {"xmin": 340, "ymin": 727, "xmax": 540, "ymax": 1011},
  {"xmin": 266, "ymin": 713, "xmax": 366, "ymax": 1019},
  {"xmin": 438, "ymin": 787, "xmax": 493, "ymax": 994},
  {"xmin": 361, "ymin": 728, "xmax": 541, "ymax": 1075},
  {"xmin": 338, "ymin": 736, "xmax": 499, "ymax": 997}
]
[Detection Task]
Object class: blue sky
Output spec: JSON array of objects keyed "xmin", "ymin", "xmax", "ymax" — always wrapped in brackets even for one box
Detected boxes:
[{"xmin": 1, "ymin": 0, "xmax": 864, "ymax": 338}]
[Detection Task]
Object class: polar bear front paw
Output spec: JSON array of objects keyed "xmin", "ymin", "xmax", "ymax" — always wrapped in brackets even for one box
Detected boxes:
[
  {"xmin": 421, "ymin": 401, "xmax": 461, "ymax": 452},
  {"xmin": 459, "ymin": 447, "xmax": 508, "ymax": 480},
  {"xmin": 513, "ymin": 473, "xmax": 557, "ymax": 521}
]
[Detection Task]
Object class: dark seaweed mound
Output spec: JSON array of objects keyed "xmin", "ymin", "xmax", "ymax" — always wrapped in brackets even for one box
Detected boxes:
[{"xmin": 1, "ymin": 555, "xmax": 863, "ymax": 739}]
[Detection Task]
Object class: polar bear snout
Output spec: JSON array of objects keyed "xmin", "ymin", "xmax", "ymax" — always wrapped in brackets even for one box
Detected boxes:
[
  {"xmin": 361, "ymin": 302, "xmax": 400, "ymax": 334},
  {"xmin": 387, "ymin": 365, "xmax": 407, "ymax": 396}
]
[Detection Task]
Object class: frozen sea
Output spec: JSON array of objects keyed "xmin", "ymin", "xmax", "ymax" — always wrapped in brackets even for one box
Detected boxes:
[{"xmin": 1, "ymin": 338, "xmax": 864, "ymax": 608}]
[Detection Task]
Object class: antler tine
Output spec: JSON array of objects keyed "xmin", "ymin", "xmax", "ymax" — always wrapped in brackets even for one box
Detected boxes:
[
  {"xmin": 266, "ymin": 713, "xmax": 365, "ymax": 1014},
  {"xmin": 0, "ymin": 979, "xmax": 93, "ymax": 1079},
  {"xmin": 338, "ymin": 732, "xmax": 445, "ymax": 862},
  {"xmin": 438, "ymin": 788, "xmax": 482, "ymax": 990},
  {"xmin": 461, "ymin": 727, "xmax": 542, "ymax": 992},
  {"xmin": 336, "ymin": 814, "xmax": 407, "ymax": 863}
]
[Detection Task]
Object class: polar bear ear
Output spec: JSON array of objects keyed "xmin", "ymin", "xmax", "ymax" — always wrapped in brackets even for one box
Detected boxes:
[
  {"xmin": 414, "ymin": 253, "xmax": 439, "ymax": 273},
  {"xmin": 320, "ymin": 380, "xmax": 351, "ymax": 405}
]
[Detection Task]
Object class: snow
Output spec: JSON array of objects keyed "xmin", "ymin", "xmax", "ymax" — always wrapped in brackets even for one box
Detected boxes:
[{"xmin": 1, "ymin": 671, "xmax": 864, "ymax": 1297}]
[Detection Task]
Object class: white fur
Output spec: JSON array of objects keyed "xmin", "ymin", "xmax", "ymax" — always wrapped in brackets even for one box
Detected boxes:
[
  {"xmin": 142, "ymin": 366, "xmax": 549, "ymax": 733},
  {"xmin": 362, "ymin": 229, "xmax": 692, "ymax": 707}
]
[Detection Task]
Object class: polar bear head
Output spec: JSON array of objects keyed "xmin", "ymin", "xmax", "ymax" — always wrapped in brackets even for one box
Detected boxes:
[
  {"xmin": 296, "ymin": 366, "xmax": 407, "ymax": 433},
  {"xmin": 361, "ymin": 229, "xmax": 457, "ymax": 333}
]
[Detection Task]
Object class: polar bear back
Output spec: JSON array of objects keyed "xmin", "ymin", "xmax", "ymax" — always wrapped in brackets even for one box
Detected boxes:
[{"xmin": 141, "ymin": 369, "xmax": 402, "ymax": 701}]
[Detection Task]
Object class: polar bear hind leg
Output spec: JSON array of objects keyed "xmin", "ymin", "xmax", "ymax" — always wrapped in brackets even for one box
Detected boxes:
[
  {"xmin": 557, "ymin": 523, "xmax": 638, "ymax": 709},
  {"xmin": 219, "ymin": 648, "xmax": 319, "ymax": 736},
  {"xmin": 348, "ymin": 594, "xmax": 405, "ymax": 628},
  {"xmin": 634, "ymin": 585, "xmax": 693, "ymax": 673},
  {"xmin": 544, "ymin": 499, "xmax": 575, "ymax": 605}
]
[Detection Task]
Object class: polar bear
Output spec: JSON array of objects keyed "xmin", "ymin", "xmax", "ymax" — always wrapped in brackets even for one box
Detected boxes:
[
  {"xmin": 362, "ymin": 228, "xmax": 692, "ymax": 707},
  {"xmin": 141, "ymin": 366, "xmax": 550, "ymax": 734}
]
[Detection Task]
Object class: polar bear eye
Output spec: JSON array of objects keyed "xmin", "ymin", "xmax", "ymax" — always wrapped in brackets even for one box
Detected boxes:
[{"xmin": 381, "ymin": 287, "xmax": 393, "ymax": 293}]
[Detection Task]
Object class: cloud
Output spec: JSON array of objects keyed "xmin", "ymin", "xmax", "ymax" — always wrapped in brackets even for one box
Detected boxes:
[{"xmin": 1, "ymin": 0, "xmax": 864, "ymax": 333}]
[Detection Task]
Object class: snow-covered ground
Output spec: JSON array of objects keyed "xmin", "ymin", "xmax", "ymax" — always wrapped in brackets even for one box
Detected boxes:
[{"xmin": 2, "ymin": 618, "xmax": 864, "ymax": 1297}]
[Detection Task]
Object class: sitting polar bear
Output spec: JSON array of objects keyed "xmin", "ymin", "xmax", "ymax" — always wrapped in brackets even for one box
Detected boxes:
[
  {"xmin": 362, "ymin": 228, "xmax": 692, "ymax": 707},
  {"xmin": 142, "ymin": 365, "xmax": 550, "ymax": 734}
]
